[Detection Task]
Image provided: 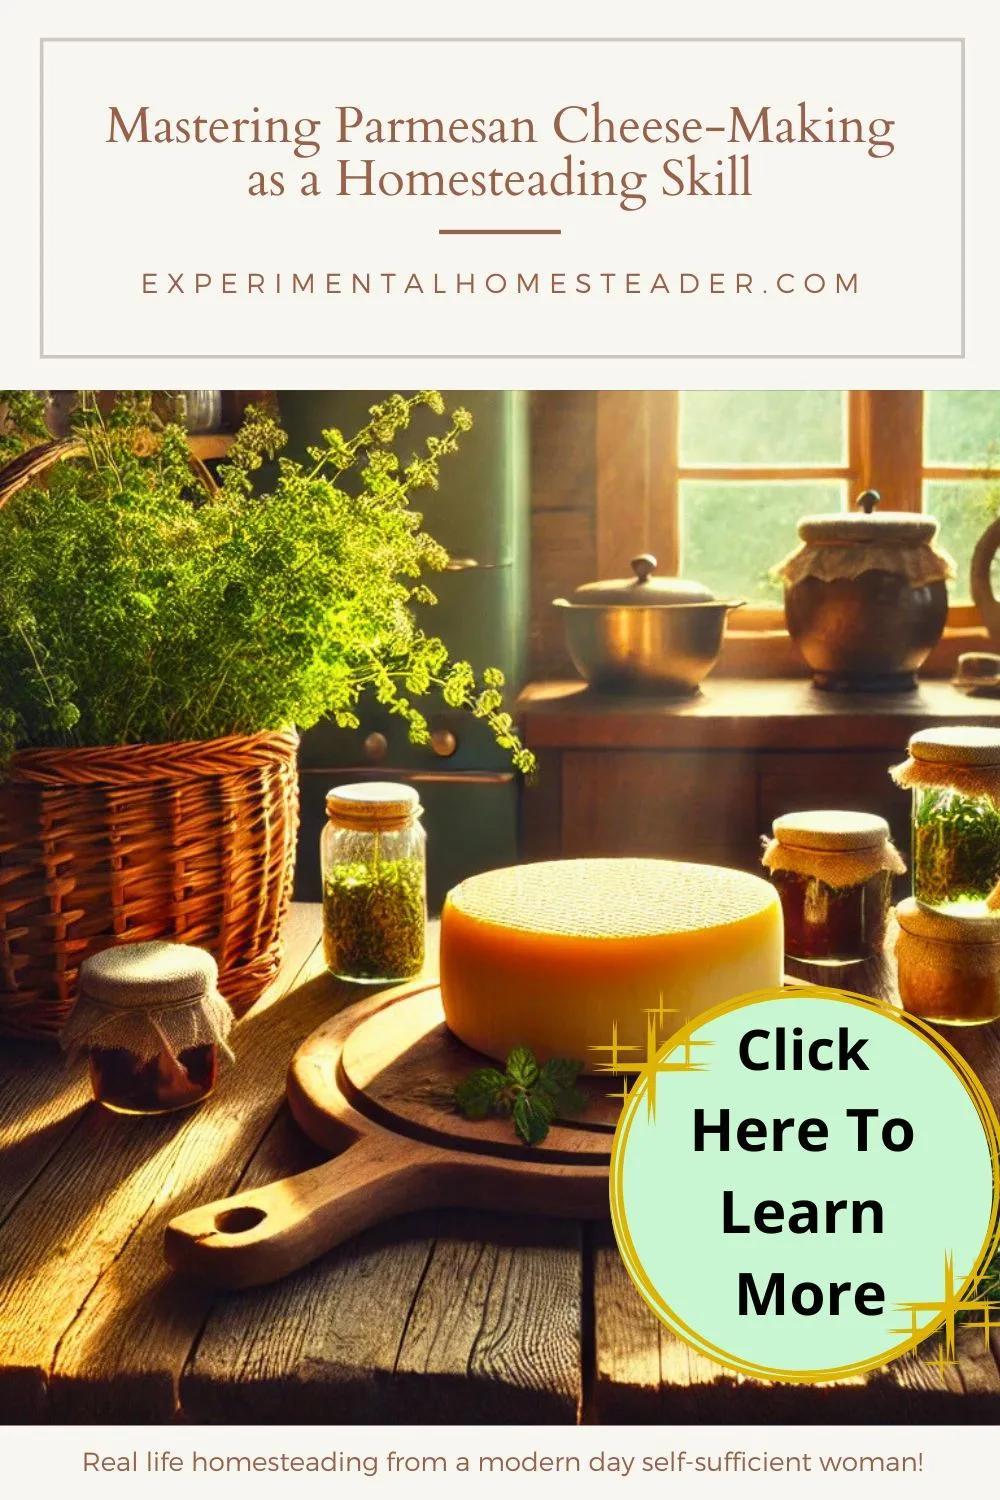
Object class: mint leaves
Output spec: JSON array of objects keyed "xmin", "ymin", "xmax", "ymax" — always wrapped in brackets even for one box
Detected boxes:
[{"xmin": 454, "ymin": 1047, "xmax": 586, "ymax": 1146}]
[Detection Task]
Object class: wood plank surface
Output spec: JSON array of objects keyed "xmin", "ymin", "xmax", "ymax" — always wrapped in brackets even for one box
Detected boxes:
[
  {"xmin": 0, "ymin": 1042, "xmax": 90, "ymax": 1222},
  {"xmin": 47, "ymin": 915, "xmax": 335, "ymax": 1423},
  {"xmin": 595, "ymin": 392, "xmax": 677, "ymax": 580},
  {"xmin": 184, "ymin": 1200, "xmax": 583, "ymax": 1424},
  {"xmin": 0, "ymin": 907, "xmax": 328, "ymax": 1420},
  {"xmin": 0, "ymin": 909, "xmax": 585, "ymax": 1425},
  {"xmin": 529, "ymin": 511, "xmax": 596, "ymax": 682},
  {"xmin": 528, "ymin": 393, "xmax": 597, "ymax": 680}
]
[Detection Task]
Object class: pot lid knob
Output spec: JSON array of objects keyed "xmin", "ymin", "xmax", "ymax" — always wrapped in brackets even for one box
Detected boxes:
[
  {"xmin": 858, "ymin": 489, "xmax": 880, "ymax": 515},
  {"xmin": 631, "ymin": 553, "xmax": 657, "ymax": 584}
]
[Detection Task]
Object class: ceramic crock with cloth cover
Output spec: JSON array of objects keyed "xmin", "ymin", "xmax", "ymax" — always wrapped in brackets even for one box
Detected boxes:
[{"xmin": 775, "ymin": 490, "xmax": 954, "ymax": 691}]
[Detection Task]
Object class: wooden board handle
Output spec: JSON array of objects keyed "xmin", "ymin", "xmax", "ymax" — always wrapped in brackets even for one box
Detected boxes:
[{"xmin": 164, "ymin": 1134, "xmax": 447, "ymax": 1290}]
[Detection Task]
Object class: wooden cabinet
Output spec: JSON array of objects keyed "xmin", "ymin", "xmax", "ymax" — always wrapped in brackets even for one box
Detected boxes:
[
  {"xmin": 560, "ymin": 750, "xmax": 758, "ymax": 866},
  {"xmin": 756, "ymin": 752, "xmax": 912, "ymax": 858},
  {"xmin": 519, "ymin": 679, "xmax": 1000, "ymax": 872}
]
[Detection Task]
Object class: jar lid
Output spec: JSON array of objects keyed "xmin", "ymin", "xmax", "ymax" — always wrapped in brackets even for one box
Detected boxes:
[
  {"xmin": 771, "ymin": 809, "xmax": 891, "ymax": 852},
  {"xmin": 797, "ymin": 513, "xmax": 939, "ymax": 546},
  {"xmin": 326, "ymin": 780, "xmax": 422, "ymax": 830},
  {"xmin": 78, "ymin": 940, "xmax": 218, "ymax": 1009},
  {"xmin": 907, "ymin": 726, "xmax": 1000, "ymax": 767},
  {"xmin": 895, "ymin": 896, "xmax": 1000, "ymax": 944},
  {"xmin": 796, "ymin": 489, "xmax": 937, "ymax": 546},
  {"xmin": 557, "ymin": 553, "xmax": 718, "ymax": 607}
]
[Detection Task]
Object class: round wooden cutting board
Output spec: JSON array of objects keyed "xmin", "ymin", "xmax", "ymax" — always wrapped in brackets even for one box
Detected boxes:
[
  {"xmin": 331, "ymin": 981, "xmax": 619, "ymax": 1160},
  {"xmin": 164, "ymin": 980, "xmax": 617, "ymax": 1290}
]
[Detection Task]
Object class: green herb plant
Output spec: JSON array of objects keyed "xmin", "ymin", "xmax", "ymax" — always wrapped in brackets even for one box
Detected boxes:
[
  {"xmin": 0, "ymin": 390, "xmax": 535, "ymax": 774},
  {"xmin": 454, "ymin": 1046, "xmax": 586, "ymax": 1146},
  {"xmin": 0, "ymin": 390, "xmax": 50, "ymax": 464}
]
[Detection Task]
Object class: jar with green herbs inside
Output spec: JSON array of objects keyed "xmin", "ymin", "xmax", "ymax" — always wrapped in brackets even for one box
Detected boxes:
[
  {"xmin": 321, "ymin": 782, "xmax": 427, "ymax": 983},
  {"xmin": 890, "ymin": 727, "xmax": 1000, "ymax": 916}
]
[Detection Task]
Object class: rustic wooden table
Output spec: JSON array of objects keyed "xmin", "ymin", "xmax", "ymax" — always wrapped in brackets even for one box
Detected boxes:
[{"xmin": 1, "ymin": 905, "xmax": 998, "ymax": 1424}]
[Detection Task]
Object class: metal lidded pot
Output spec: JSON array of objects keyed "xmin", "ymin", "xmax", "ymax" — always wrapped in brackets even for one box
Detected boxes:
[{"xmin": 553, "ymin": 554, "xmax": 744, "ymax": 695}]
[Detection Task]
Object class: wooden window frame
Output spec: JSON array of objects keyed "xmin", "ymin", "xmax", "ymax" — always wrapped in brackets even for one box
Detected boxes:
[{"xmin": 594, "ymin": 390, "xmax": 988, "ymax": 669}]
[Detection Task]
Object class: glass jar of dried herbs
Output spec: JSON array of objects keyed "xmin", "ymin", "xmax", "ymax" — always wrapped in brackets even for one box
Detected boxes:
[
  {"xmin": 890, "ymin": 727, "xmax": 1000, "ymax": 916},
  {"xmin": 321, "ymin": 782, "xmax": 427, "ymax": 983}
]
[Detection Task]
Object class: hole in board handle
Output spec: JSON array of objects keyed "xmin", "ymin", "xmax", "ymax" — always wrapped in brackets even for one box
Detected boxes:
[{"xmin": 215, "ymin": 1206, "xmax": 267, "ymax": 1234}]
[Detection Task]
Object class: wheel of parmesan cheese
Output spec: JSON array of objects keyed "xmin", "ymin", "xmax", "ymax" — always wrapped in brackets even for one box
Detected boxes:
[{"xmin": 439, "ymin": 858, "xmax": 784, "ymax": 1071}]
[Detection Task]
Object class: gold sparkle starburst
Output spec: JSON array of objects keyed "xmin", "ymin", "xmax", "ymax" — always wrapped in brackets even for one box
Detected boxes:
[
  {"xmin": 892, "ymin": 1250, "xmax": 1000, "ymax": 1366},
  {"xmin": 590, "ymin": 996, "xmax": 712, "ymax": 1119}
]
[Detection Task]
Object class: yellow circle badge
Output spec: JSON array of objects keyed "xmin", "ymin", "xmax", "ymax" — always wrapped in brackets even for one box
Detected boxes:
[{"xmin": 609, "ymin": 986, "xmax": 1000, "ymax": 1382}]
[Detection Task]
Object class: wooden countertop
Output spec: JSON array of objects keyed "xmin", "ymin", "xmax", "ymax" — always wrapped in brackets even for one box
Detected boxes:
[
  {"xmin": 518, "ymin": 678, "xmax": 1000, "ymax": 751},
  {"xmin": 0, "ymin": 906, "xmax": 997, "ymax": 1423}
]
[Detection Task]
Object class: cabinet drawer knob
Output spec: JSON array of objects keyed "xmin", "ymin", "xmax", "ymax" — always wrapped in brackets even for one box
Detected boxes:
[
  {"xmin": 363, "ymin": 731, "xmax": 389, "ymax": 763},
  {"xmin": 430, "ymin": 729, "xmax": 458, "ymax": 758}
]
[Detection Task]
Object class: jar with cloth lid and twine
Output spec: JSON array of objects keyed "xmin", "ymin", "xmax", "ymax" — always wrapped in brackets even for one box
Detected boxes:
[
  {"xmin": 894, "ymin": 899, "xmax": 1000, "ymax": 1026},
  {"xmin": 321, "ymin": 782, "xmax": 427, "ymax": 983},
  {"xmin": 775, "ymin": 490, "xmax": 955, "ymax": 691},
  {"xmin": 762, "ymin": 810, "xmax": 905, "ymax": 964},
  {"xmin": 60, "ymin": 941, "xmax": 234, "ymax": 1114},
  {"xmin": 890, "ymin": 726, "xmax": 1000, "ymax": 915}
]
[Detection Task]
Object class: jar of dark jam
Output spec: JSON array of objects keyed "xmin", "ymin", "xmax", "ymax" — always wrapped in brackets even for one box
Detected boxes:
[
  {"xmin": 63, "ymin": 941, "xmax": 234, "ymax": 1116},
  {"xmin": 88, "ymin": 1040, "xmax": 219, "ymax": 1115},
  {"xmin": 762, "ymin": 810, "xmax": 905, "ymax": 965}
]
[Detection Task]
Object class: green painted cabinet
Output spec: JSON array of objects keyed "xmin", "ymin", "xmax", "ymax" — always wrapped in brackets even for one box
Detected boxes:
[{"xmin": 277, "ymin": 391, "xmax": 530, "ymax": 907}]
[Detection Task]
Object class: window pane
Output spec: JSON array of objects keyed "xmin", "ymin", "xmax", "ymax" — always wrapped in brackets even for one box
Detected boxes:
[
  {"xmin": 680, "ymin": 481, "xmax": 847, "ymax": 604},
  {"xmin": 923, "ymin": 480, "xmax": 1000, "ymax": 605},
  {"xmin": 924, "ymin": 392, "xmax": 1000, "ymax": 467},
  {"xmin": 679, "ymin": 391, "xmax": 847, "ymax": 467}
]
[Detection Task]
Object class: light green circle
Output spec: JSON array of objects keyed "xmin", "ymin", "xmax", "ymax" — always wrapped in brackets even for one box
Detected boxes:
[{"xmin": 611, "ymin": 988, "xmax": 1000, "ymax": 1380}]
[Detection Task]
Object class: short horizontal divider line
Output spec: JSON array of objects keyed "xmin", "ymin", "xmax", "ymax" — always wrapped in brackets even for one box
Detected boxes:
[{"xmin": 437, "ymin": 227, "xmax": 562, "ymax": 235}]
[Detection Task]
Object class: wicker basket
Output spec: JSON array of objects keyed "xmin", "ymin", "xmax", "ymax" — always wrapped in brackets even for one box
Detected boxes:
[
  {"xmin": 0, "ymin": 433, "xmax": 300, "ymax": 1039},
  {"xmin": 0, "ymin": 733, "xmax": 300, "ymax": 1038}
]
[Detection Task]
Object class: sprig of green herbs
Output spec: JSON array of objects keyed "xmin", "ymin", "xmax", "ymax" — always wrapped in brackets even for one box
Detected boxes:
[{"xmin": 454, "ymin": 1046, "xmax": 586, "ymax": 1146}]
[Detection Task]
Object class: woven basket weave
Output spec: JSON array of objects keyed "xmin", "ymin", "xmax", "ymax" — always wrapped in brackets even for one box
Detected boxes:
[{"xmin": 0, "ymin": 433, "xmax": 300, "ymax": 1039}]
